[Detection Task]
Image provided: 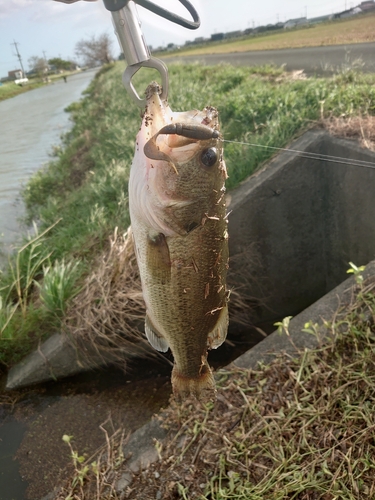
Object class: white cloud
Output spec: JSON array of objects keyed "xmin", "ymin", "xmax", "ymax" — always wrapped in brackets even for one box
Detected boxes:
[{"xmin": 0, "ymin": 0, "xmax": 33, "ymax": 18}]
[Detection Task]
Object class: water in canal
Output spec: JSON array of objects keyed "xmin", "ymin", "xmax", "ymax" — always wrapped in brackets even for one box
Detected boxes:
[
  {"xmin": 0, "ymin": 70, "xmax": 96, "ymax": 265},
  {"xmin": 0, "ymin": 70, "xmax": 97, "ymax": 500}
]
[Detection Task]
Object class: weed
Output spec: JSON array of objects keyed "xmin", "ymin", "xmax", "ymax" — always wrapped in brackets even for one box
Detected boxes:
[
  {"xmin": 347, "ymin": 261, "xmax": 366, "ymax": 286},
  {"xmin": 59, "ymin": 423, "xmax": 127, "ymax": 500},
  {"xmin": 37, "ymin": 259, "xmax": 83, "ymax": 317},
  {"xmin": 0, "ymin": 220, "xmax": 83, "ymax": 367}
]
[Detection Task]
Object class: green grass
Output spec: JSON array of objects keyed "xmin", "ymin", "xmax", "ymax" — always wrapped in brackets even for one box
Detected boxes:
[
  {"xmin": 0, "ymin": 80, "xmax": 44, "ymax": 101},
  {"xmin": 0, "ymin": 71, "xmax": 83, "ymax": 102},
  {"xmin": 56, "ymin": 268, "xmax": 375, "ymax": 499},
  {"xmin": 1, "ymin": 61, "xmax": 375, "ymax": 368}
]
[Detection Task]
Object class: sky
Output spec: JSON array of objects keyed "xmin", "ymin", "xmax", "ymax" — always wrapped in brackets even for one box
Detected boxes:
[{"xmin": 0, "ymin": 0, "xmax": 360, "ymax": 78}]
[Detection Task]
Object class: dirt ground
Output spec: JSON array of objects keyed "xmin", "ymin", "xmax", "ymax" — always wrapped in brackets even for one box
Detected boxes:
[{"xmin": 1, "ymin": 362, "xmax": 171, "ymax": 499}]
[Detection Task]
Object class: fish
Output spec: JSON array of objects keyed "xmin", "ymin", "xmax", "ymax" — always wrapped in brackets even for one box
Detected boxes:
[{"xmin": 129, "ymin": 82, "xmax": 229, "ymax": 400}]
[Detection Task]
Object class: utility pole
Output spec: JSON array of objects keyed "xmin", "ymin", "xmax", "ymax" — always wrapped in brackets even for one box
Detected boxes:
[
  {"xmin": 43, "ymin": 51, "xmax": 48, "ymax": 73},
  {"xmin": 11, "ymin": 40, "xmax": 26, "ymax": 78}
]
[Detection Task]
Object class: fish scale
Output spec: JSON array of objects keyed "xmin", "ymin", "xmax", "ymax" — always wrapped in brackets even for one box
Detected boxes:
[{"xmin": 129, "ymin": 82, "xmax": 229, "ymax": 400}]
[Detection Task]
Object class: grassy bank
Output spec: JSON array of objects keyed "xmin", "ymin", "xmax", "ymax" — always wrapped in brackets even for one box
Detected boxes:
[
  {"xmin": 165, "ymin": 13, "xmax": 375, "ymax": 57},
  {"xmin": 1, "ymin": 61, "xmax": 375, "ymax": 369},
  {"xmin": 0, "ymin": 80, "xmax": 45, "ymax": 101},
  {"xmin": 57, "ymin": 268, "xmax": 375, "ymax": 499}
]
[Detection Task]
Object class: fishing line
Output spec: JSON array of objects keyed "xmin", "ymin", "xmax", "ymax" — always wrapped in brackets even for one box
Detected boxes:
[{"xmin": 223, "ymin": 139, "xmax": 375, "ymax": 170}]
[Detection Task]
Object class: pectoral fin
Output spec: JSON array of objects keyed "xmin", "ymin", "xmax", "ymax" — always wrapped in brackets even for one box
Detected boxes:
[
  {"xmin": 166, "ymin": 197, "xmax": 207, "ymax": 236},
  {"xmin": 145, "ymin": 314, "xmax": 169, "ymax": 352},
  {"xmin": 207, "ymin": 305, "xmax": 229, "ymax": 349},
  {"xmin": 146, "ymin": 232, "xmax": 171, "ymax": 279}
]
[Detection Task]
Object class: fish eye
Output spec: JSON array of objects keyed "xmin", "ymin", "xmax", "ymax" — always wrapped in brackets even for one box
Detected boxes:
[{"xmin": 200, "ymin": 147, "xmax": 218, "ymax": 168}]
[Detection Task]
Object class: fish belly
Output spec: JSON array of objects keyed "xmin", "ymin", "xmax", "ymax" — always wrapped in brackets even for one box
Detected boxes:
[{"xmin": 133, "ymin": 214, "xmax": 228, "ymax": 399}]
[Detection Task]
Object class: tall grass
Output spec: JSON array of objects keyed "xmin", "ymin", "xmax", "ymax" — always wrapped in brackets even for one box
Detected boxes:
[{"xmin": 1, "ymin": 61, "xmax": 375, "ymax": 368}]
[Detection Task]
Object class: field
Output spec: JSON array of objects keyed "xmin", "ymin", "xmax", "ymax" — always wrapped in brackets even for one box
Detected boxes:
[{"xmin": 168, "ymin": 13, "xmax": 375, "ymax": 57}]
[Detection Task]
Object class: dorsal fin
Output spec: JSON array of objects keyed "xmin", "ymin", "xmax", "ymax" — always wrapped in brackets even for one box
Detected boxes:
[{"xmin": 145, "ymin": 314, "xmax": 169, "ymax": 352}]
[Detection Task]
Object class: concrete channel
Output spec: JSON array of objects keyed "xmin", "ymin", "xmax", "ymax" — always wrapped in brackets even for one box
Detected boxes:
[
  {"xmin": 7, "ymin": 129, "xmax": 375, "ymax": 390},
  {"xmin": 76, "ymin": 128, "xmax": 375, "ymax": 497},
  {"xmin": 3, "ymin": 129, "xmax": 375, "ymax": 499}
]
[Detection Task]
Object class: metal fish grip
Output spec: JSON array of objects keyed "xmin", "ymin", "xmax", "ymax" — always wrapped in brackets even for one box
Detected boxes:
[{"xmin": 103, "ymin": 0, "xmax": 200, "ymax": 107}]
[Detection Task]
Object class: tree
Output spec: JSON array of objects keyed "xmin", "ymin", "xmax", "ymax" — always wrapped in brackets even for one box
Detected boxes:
[
  {"xmin": 75, "ymin": 33, "xmax": 114, "ymax": 68},
  {"xmin": 48, "ymin": 57, "xmax": 72, "ymax": 71},
  {"xmin": 28, "ymin": 56, "xmax": 48, "ymax": 76}
]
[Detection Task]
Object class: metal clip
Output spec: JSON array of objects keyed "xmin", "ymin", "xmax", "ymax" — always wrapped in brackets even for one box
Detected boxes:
[
  {"xmin": 111, "ymin": 1, "xmax": 150, "ymax": 67},
  {"xmin": 110, "ymin": 0, "xmax": 166, "ymax": 107},
  {"xmin": 123, "ymin": 58, "xmax": 168, "ymax": 108},
  {"xmin": 104, "ymin": 0, "xmax": 200, "ymax": 108}
]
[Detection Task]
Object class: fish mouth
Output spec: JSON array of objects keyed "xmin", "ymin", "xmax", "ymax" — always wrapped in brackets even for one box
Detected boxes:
[{"xmin": 143, "ymin": 122, "xmax": 220, "ymax": 164}]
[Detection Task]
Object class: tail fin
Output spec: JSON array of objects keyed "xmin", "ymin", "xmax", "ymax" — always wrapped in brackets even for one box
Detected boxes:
[{"xmin": 171, "ymin": 358, "xmax": 216, "ymax": 401}]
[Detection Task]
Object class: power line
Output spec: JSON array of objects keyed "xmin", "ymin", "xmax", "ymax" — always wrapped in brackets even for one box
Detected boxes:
[{"xmin": 11, "ymin": 40, "xmax": 26, "ymax": 77}]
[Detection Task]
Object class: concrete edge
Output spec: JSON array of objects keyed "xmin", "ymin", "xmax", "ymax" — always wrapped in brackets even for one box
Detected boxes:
[
  {"xmin": 43, "ymin": 258, "xmax": 371, "ymax": 499},
  {"xmin": 5, "ymin": 333, "xmax": 108, "ymax": 390},
  {"xmin": 5, "ymin": 332, "xmax": 152, "ymax": 390},
  {"xmin": 13, "ymin": 129, "xmax": 375, "ymax": 391},
  {"xmin": 226, "ymin": 129, "xmax": 327, "ymax": 213},
  {"xmin": 118, "ymin": 259, "xmax": 374, "ymax": 463},
  {"xmin": 233, "ymin": 259, "xmax": 375, "ymax": 369}
]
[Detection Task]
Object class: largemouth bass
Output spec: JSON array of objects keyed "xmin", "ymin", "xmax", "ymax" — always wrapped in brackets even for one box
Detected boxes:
[{"xmin": 129, "ymin": 82, "xmax": 229, "ymax": 400}]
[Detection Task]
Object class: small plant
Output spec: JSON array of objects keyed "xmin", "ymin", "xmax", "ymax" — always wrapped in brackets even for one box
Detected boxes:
[
  {"xmin": 37, "ymin": 259, "xmax": 82, "ymax": 317},
  {"xmin": 62, "ymin": 435, "xmax": 90, "ymax": 494},
  {"xmin": 59, "ymin": 427, "xmax": 127, "ymax": 500},
  {"xmin": 0, "ymin": 221, "xmax": 61, "ymax": 312},
  {"xmin": 0, "ymin": 295, "xmax": 18, "ymax": 337},
  {"xmin": 274, "ymin": 315, "xmax": 293, "ymax": 335},
  {"xmin": 347, "ymin": 261, "xmax": 366, "ymax": 285}
]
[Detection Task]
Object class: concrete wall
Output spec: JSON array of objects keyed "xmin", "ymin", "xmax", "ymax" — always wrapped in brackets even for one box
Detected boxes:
[{"xmin": 228, "ymin": 130, "xmax": 375, "ymax": 325}]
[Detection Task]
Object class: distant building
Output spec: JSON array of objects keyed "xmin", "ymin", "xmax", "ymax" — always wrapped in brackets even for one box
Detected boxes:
[
  {"xmin": 243, "ymin": 28, "xmax": 254, "ymax": 36},
  {"xmin": 358, "ymin": 0, "xmax": 375, "ymax": 11},
  {"xmin": 211, "ymin": 33, "xmax": 224, "ymax": 41},
  {"xmin": 333, "ymin": 7, "xmax": 361, "ymax": 19},
  {"xmin": 184, "ymin": 36, "xmax": 207, "ymax": 46},
  {"xmin": 308, "ymin": 14, "xmax": 333, "ymax": 24},
  {"xmin": 284, "ymin": 17, "xmax": 307, "ymax": 29},
  {"xmin": 224, "ymin": 30, "xmax": 243, "ymax": 39},
  {"xmin": 8, "ymin": 69, "xmax": 23, "ymax": 80}
]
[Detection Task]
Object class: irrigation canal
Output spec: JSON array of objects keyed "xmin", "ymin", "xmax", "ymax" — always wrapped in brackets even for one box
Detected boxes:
[{"xmin": 0, "ymin": 69, "xmax": 96, "ymax": 266}]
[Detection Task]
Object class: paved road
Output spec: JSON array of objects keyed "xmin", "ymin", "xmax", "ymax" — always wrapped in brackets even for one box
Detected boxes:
[{"xmin": 166, "ymin": 42, "xmax": 375, "ymax": 76}]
